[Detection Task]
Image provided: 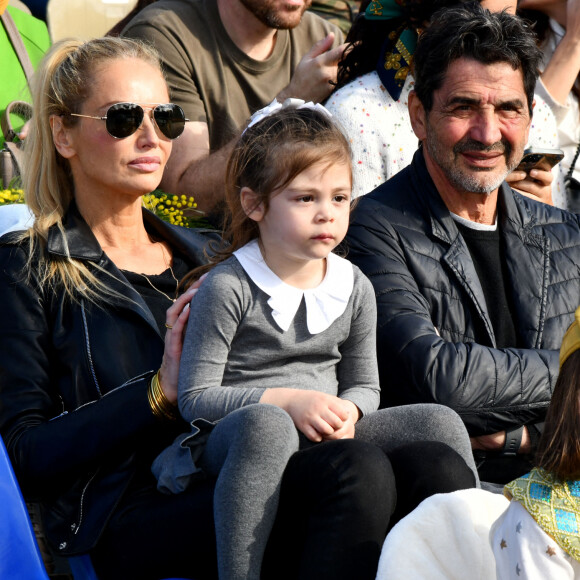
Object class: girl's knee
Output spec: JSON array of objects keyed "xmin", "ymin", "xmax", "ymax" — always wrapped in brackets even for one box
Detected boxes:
[
  {"xmin": 418, "ymin": 404, "xmax": 468, "ymax": 439},
  {"xmin": 230, "ymin": 404, "xmax": 299, "ymax": 452},
  {"xmin": 206, "ymin": 405, "xmax": 299, "ymax": 474}
]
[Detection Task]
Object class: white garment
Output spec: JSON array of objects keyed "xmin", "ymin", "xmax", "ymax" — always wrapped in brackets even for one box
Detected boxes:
[
  {"xmin": 326, "ymin": 71, "xmax": 566, "ymax": 208},
  {"xmin": 376, "ymin": 488, "xmax": 509, "ymax": 580},
  {"xmin": 326, "ymin": 72, "xmax": 417, "ymax": 198},
  {"xmin": 491, "ymin": 500, "xmax": 580, "ymax": 579},
  {"xmin": 535, "ymin": 19, "xmax": 580, "ymax": 190},
  {"xmin": 451, "ymin": 211, "xmax": 497, "ymax": 231},
  {"xmin": 0, "ymin": 203, "xmax": 33, "ymax": 236},
  {"xmin": 233, "ymin": 239, "xmax": 354, "ymax": 334}
]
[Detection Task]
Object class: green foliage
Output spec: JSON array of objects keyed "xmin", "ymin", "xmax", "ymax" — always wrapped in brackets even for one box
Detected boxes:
[
  {"xmin": 0, "ymin": 188, "xmax": 24, "ymax": 206},
  {"xmin": 143, "ymin": 190, "xmax": 211, "ymax": 229}
]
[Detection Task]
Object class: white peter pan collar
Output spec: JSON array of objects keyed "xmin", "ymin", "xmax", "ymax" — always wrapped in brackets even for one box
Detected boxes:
[{"xmin": 233, "ymin": 239, "xmax": 354, "ymax": 334}]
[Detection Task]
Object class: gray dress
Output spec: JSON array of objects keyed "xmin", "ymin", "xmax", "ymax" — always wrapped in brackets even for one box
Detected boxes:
[
  {"xmin": 177, "ymin": 251, "xmax": 380, "ymax": 423},
  {"xmin": 154, "ymin": 244, "xmax": 478, "ymax": 580}
]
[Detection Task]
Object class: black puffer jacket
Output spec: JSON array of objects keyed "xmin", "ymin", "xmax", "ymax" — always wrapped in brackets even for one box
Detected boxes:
[
  {"xmin": 0, "ymin": 205, "xmax": 216, "ymax": 556},
  {"xmin": 346, "ymin": 149, "xmax": 580, "ymax": 436}
]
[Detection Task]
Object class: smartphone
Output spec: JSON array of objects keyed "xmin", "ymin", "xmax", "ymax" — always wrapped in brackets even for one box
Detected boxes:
[{"xmin": 516, "ymin": 148, "xmax": 564, "ymax": 172}]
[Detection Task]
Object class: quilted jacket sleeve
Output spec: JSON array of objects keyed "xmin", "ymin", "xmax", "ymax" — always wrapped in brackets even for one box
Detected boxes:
[{"xmin": 346, "ymin": 200, "xmax": 557, "ymax": 436}]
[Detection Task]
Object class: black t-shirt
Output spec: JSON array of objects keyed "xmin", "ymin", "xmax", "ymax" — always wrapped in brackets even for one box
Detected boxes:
[
  {"xmin": 455, "ymin": 222, "xmax": 518, "ymax": 349},
  {"xmin": 121, "ymin": 253, "xmax": 192, "ymax": 333}
]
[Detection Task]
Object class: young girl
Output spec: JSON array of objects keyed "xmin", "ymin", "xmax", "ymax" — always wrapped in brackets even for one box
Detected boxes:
[
  {"xmin": 154, "ymin": 99, "xmax": 479, "ymax": 580},
  {"xmin": 492, "ymin": 306, "xmax": 580, "ymax": 578}
]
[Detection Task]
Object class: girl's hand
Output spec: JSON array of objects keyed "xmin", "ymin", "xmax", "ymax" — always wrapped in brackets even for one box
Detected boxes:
[
  {"xmin": 158, "ymin": 275, "xmax": 206, "ymax": 404},
  {"xmin": 506, "ymin": 165, "xmax": 554, "ymax": 206},
  {"xmin": 321, "ymin": 400, "xmax": 360, "ymax": 441},
  {"xmin": 260, "ymin": 388, "xmax": 350, "ymax": 442}
]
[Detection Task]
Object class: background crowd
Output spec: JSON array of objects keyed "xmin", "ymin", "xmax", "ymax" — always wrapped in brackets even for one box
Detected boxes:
[{"xmin": 2, "ymin": 0, "xmax": 580, "ymax": 579}]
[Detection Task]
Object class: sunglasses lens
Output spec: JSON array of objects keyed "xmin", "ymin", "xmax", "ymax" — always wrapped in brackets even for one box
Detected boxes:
[
  {"xmin": 154, "ymin": 104, "xmax": 186, "ymax": 139},
  {"xmin": 106, "ymin": 103, "xmax": 143, "ymax": 139}
]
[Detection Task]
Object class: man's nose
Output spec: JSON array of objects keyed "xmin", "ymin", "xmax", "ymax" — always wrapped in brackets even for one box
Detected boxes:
[{"xmin": 470, "ymin": 109, "xmax": 502, "ymax": 147}]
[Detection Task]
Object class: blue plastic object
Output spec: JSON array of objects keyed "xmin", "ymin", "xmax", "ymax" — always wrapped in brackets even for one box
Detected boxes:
[
  {"xmin": 1, "ymin": 433, "xmax": 193, "ymax": 580},
  {"xmin": 0, "ymin": 435, "xmax": 50, "ymax": 579}
]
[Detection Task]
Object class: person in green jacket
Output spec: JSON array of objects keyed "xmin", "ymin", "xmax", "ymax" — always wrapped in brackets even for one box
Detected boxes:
[{"xmin": 0, "ymin": 0, "xmax": 50, "ymax": 148}]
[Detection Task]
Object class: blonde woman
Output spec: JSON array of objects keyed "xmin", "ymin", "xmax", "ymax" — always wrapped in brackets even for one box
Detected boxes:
[{"xmin": 0, "ymin": 37, "xmax": 396, "ymax": 579}]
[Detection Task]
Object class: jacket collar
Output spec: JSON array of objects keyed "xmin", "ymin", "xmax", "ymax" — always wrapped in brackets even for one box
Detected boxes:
[
  {"xmin": 409, "ymin": 147, "xmax": 549, "ymax": 348},
  {"xmin": 46, "ymin": 202, "xmax": 217, "ymax": 336},
  {"xmin": 47, "ymin": 202, "xmax": 103, "ymax": 261},
  {"xmin": 47, "ymin": 201, "xmax": 212, "ymax": 264},
  {"xmin": 408, "ymin": 148, "xmax": 463, "ymax": 246},
  {"xmin": 498, "ymin": 180, "xmax": 550, "ymax": 349},
  {"xmin": 408, "ymin": 146, "xmax": 538, "ymax": 240}
]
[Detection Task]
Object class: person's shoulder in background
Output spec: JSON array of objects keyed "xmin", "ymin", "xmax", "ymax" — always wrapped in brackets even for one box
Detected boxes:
[
  {"xmin": 308, "ymin": 0, "xmax": 359, "ymax": 35},
  {"xmin": 1, "ymin": 5, "xmax": 50, "ymax": 145},
  {"xmin": 4, "ymin": 4, "xmax": 50, "ymax": 58}
]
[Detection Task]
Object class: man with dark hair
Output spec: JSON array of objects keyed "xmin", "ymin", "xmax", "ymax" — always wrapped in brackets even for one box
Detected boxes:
[
  {"xmin": 122, "ymin": 0, "xmax": 344, "ymax": 219},
  {"xmin": 346, "ymin": 3, "xmax": 580, "ymax": 485}
]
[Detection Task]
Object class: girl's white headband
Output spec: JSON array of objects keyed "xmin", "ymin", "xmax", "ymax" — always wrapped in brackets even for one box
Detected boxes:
[{"xmin": 242, "ymin": 98, "xmax": 333, "ymax": 135}]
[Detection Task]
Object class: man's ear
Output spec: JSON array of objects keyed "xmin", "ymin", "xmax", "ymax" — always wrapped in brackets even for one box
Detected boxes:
[
  {"xmin": 50, "ymin": 115, "xmax": 76, "ymax": 159},
  {"xmin": 526, "ymin": 98, "xmax": 535, "ymax": 143},
  {"xmin": 240, "ymin": 187, "xmax": 265, "ymax": 222},
  {"xmin": 408, "ymin": 90, "xmax": 427, "ymax": 141}
]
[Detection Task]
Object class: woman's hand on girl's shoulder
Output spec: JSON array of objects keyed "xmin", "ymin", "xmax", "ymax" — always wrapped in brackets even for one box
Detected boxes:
[{"xmin": 159, "ymin": 275, "xmax": 206, "ymax": 403}]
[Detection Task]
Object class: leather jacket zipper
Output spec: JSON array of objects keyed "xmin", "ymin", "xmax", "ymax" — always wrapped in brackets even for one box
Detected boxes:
[
  {"xmin": 81, "ymin": 299, "xmax": 102, "ymax": 397},
  {"xmin": 73, "ymin": 469, "xmax": 98, "ymax": 537}
]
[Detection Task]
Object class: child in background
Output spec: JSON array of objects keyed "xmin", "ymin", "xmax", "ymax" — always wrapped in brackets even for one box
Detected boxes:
[
  {"xmin": 154, "ymin": 99, "xmax": 478, "ymax": 580},
  {"xmin": 492, "ymin": 306, "xmax": 580, "ymax": 579}
]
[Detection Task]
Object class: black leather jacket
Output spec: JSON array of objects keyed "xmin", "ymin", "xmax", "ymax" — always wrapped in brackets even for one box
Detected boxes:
[
  {"xmin": 346, "ymin": 149, "xmax": 580, "ymax": 436},
  {"xmin": 0, "ymin": 205, "xmax": 216, "ymax": 556}
]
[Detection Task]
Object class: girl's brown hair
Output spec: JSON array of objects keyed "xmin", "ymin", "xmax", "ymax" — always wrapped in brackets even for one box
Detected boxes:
[
  {"xmin": 181, "ymin": 106, "xmax": 352, "ymax": 289},
  {"xmin": 536, "ymin": 349, "xmax": 580, "ymax": 480}
]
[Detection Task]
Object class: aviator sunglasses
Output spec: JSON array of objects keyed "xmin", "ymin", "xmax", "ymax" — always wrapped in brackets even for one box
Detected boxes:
[{"xmin": 69, "ymin": 102, "xmax": 188, "ymax": 140}]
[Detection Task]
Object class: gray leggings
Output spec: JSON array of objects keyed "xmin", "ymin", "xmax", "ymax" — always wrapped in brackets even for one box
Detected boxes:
[{"xmin": 199, "ymin": 402, "xmax": 478, "ymax": 580}]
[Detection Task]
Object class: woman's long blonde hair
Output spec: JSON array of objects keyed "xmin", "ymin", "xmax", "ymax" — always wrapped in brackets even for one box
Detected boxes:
[{"xmin": 20, "ymin": 36, "xmax": 163, "ymax": 302}]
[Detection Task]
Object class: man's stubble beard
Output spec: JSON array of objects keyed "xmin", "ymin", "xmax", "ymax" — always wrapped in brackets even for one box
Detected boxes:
[
  {"xmin": 239, "ymin": 0, "xmax": 311, "ymax": 29},
  {"xmin": 424, "ymin": 122, "xmax": 520, "ymax": 196}
]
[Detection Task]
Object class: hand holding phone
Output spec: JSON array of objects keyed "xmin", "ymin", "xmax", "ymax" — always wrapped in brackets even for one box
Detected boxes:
[
  {"xmin": 508, "ymin": 147, "xmax": 562, "ymax": 206},
  {"xmin": 515, "ymin": 148, "xmax": 564, "ymax": 172}
]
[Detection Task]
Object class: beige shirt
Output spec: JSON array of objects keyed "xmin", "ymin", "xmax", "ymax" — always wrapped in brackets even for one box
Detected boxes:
[{"xmin": 123, "ymin": 0, "xmax": 342, "ymax": 151}]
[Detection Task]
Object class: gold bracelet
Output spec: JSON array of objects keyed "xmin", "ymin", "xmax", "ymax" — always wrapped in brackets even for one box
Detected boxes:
[
  {"xmin": 148, "ymin": 370, "xmax": 178, "ymax": 421},
  {"xmin": 147, "ymin": 376, "xmax": 165, "ymax": 421},
  {"xmin": 152, "ymin": 371, "xmax": 179, "ymax": 421}
]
